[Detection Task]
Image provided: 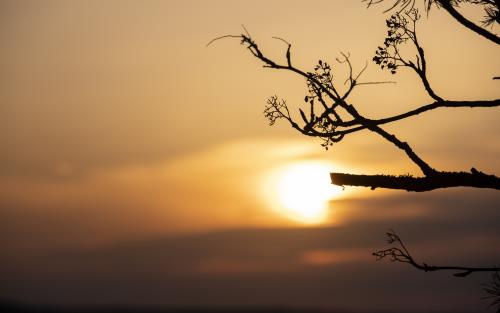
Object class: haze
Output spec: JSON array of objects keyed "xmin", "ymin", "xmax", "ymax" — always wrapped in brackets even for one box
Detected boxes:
[{"xmin": 1, "ymin": 1, "xmax": 499, "ymax": 312}]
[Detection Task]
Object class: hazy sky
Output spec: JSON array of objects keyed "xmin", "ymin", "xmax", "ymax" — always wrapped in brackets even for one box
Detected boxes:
[{"xmin": 1, "ymin": 1, "xmax": 499, "ymax": 311}]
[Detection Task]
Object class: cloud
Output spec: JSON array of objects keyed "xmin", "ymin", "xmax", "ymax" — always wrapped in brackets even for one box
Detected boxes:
[
  {"xmin": 2, "ymin": 209, "xmax": 498, "ymax": 311},
  {"xmin": 0, "ymin": 137, "xmax": 344, "ymax": 250},
  {"xmin": 1, "ymin": 137, "xmax": 499, "ymax": 311},
  {"xmin": 2, "ymin": 137, "xmax": 499, "ymax": 255}
]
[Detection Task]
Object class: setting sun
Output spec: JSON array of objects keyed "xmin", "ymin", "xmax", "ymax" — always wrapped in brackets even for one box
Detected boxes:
[{"xmin": 264, "ymin": 162, "xmax": 343, "ymax": 224}]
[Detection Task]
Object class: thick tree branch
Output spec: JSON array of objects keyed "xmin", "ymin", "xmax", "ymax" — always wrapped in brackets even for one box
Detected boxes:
[{"xmin": 331, "ymin": 168, "xmax": 500, "ymax": 191}]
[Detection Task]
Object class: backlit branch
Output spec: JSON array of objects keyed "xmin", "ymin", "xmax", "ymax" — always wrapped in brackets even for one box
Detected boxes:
[
  {"xmin": 373, "ymin": 9, "xmax": 442, "ymax": 100},
  {"xmin": 209, "ymin": 27, "xmax": 499, "ymax": 190},
  {"xmin": 212, "ymin": 3, "xmax": 500, "ymax": 311},
  {"xmin": 231, "ymin": 33, "xmax": 440, "ymax": 174},
  {"xmin": 373, "ymin": 229, "xmax": 500, "ymax": 277},
  {"xmin": 437, "ymin": 0, "xmax": 500, "ymax": 44},
  {"xmin": 331, "ymin": 169, "xmax": 500, "ymax": 191},
  {"xmin": 365, "ymin": 0, "xmax": 500, "ymax": 44}
]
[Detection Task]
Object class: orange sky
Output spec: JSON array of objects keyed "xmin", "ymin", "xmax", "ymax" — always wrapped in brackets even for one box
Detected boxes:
[
  {"xmin": 0, "ymin": 1, "xmax": 499, "ymax": 310},
  {"xmin": 1, "ymin": 0, "xmax": 498, "ymax": 243}
]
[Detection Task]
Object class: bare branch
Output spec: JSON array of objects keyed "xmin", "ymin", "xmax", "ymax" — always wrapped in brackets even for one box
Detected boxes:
[
  {"xmin": 374, "ymin": 230, "xmax": 500, "ymax": 276},
  {"xmin": 206, "ymin": 34, "xmax": 242, "ymax": 47},
  {"xmin": 218, "ymin": 28, "xmax": 498, "ymax": 188},
  {"xmin": 436, "ymin": 0, "xmax": 500, "ymax": 45},
  {"xmin": 356, "ymin": 99, "xmax": 500, "ymax": 129},
  {"xmin": 363, "ymin": 0, "xmax": 418, "ymax": 12},
  {"xmin": 232, "ymin": 34, "xmax": 439, "ymax": 173},
  {"xmin": 272, "ymin": 37, "xmax": 292, "ymax": 67},
  {"xmin": 241, "ymin": 24, "xmax": 252, "ymax": 38},
  {"xmin": 373, "ymin": 9, "xmax": 443, "ymax": 101},
  {"xmin": 366, "ymin": 0, "xmax": 500, "ymax": 44},
  {"xmin": 331, "ymin": 168, "xmax": 500, "ymax": 191},
  {"xmin": 216, "ymin": 3, "xmax": 500, "ymax": 310},
  {"xmin": 341, "ymin": 102, "xmax": 439, "ymax": 175}
]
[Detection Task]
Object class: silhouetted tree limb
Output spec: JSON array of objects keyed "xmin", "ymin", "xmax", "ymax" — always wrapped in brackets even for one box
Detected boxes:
[
  {"xmin": 212, "ymin": 1, "xmax": 500, "ymax": 310},
  {"xmin": 212, "ymin": 2, "xmax": 499, "ymax": 309},
  {"xmin": 225, "ymin": 32, "xmax": 441, "ymax": 177},
  {"xmin": 210, "ymin": 18, "xmax": 499, "ymax": 190},
  {"xmin": 366, "ymin": 99, "xmax": 500, "ymax": 127},
  {"xmin": 270, "ymin": 98, "xmax": 500, "ymax": 132},
  {"xmin": 373, "ymin": 230, "xmax": 500, "ymax": 277},
  {"xmin": 331, "ymin": 169, "xmax": 500, "ymax": 192},
  {"xmin": 373, "ymin": 9, "xmax": 443, "ymax": 100},
  {"xmin": 437, "ymin": 0, "xmax": 500, "ymax": 44},
  {"xmin": 365, "ymin": 0, "xmax": 500, "ymax": 44}
]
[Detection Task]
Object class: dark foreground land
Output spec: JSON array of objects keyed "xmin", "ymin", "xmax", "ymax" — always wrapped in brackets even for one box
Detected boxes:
[{"xmin": 0, "ymin": 302, "xmax": 479, "ymax": 313}]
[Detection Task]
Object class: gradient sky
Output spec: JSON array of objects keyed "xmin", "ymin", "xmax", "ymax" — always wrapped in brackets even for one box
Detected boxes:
[{"xmin": 1, "ymin": 1, "xmax": 499, "ymax": 312}]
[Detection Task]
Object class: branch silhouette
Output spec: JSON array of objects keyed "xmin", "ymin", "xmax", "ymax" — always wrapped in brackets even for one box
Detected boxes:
[
  {"xmin": 331, "ymin": 169, "xmax": 500, "ymax": 191},
  {"xmin": 437, "ymin": 0, "xmax": 500, "ymax": 44},
  {"xmin": 373, "ymin": 230, "xmax": 500, "ymax": 277},
  {"xmin": 212, "ymin": 2, "xmax": 499, "ymax": 309},
  {"xmin": 364, "ymin": 0, "xmax": 500, "ymax": 44},
  {"xmin": 209, "ymin": 9, "xmax": 499, "ymax": 191}
]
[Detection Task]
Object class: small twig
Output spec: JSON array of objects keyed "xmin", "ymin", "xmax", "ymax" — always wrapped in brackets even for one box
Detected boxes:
[
  {"xmin": 356, "ymin": 81, "xmax": 397, "ymax": 86},
  {"xmin": 354, "ymin": 61, "xmax": 368, "ymax": 81},
  {"xmin": 206, "ymin": 34, "xmax": 241, "ymax": 47},
  {"xmin": 207, "ymin": 25, "xmax": 253, "ymax": 47},
  {"xmin": 241, "ymin": 24, "xmax": 251, "ymax": 38},
  {"xmin": 272, "ymin": 36, "xmax": 291, "ymax": 46},
  {"xmin": 272, "ymin": 37, "xmax": 292, "ymax": 67}
]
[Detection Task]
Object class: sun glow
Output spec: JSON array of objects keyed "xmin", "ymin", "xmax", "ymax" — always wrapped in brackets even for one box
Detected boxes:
[{"xmin": 264, "ymin": 161, "xmax": 343, "ymax": 224}]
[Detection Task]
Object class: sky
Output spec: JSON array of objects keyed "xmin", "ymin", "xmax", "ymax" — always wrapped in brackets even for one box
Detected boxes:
[{"xmin": 1, "ymin": 0, "xmax": 499, "ymax": 312}]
